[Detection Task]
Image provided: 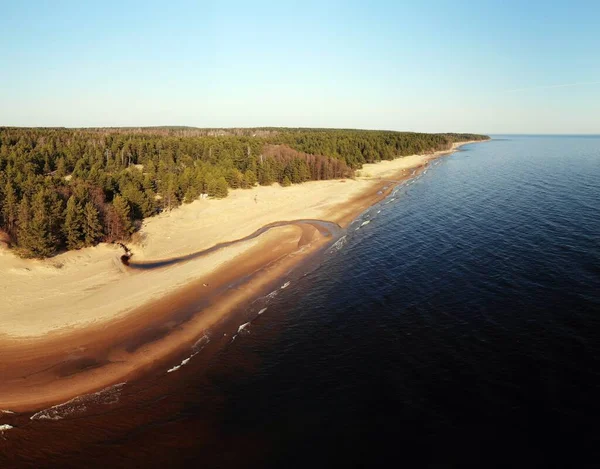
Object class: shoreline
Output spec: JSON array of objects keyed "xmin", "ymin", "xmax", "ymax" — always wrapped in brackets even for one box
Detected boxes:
[{"xmin": 0, "ymin": 139, "xmax": 486, "ymax": 412}]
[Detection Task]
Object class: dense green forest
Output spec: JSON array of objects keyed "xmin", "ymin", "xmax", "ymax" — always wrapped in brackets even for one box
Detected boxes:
[{"xmin": 0, "ymin": 127, "xmax": 488, "ymax": 258}]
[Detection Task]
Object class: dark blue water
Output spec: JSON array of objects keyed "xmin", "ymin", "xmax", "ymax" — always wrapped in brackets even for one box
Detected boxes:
[
  {"xmin": 5, "ymin": 136, "xmax": 599, "ymax": 468},
  {"xmin": 211, "ymin": 136, "xmax": 600, "ymax": 468}
]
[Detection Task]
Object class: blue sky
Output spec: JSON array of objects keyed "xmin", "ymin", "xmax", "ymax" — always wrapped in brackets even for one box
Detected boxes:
[{"xmin": 1, "ymin": 0, "xmax": 599, "ymax": 133}]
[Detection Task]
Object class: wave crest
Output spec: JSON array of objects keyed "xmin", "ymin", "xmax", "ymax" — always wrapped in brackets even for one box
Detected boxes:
[{"xmin": 30, "ymin": 383, "xmax": 126, "ymax": 421}]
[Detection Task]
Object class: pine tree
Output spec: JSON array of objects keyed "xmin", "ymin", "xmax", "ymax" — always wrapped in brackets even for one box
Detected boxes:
[
  {"xmin": 297, "ymin": 160, "xmax": 311, "ymax": 182},
  {"xmin": 83, "ymin": 202, "xmax": 102, "ymax": 246},
  {"xmin": 244, "ymin": 169, "xmax": 257, "ymax": 188},
  {"xmin": 31, "ymin": 189, "xmax": 57, "ymax": 257},
  {"xmin": 184, "ymin": 186, "xmax": 198, "ymax": 204},
  {"xmin": 16, "ymin": 195, "xmax": 32, "ymax": 252},
  {"xmin": 19, "ymin": 190, "xmax": 57, "ymax": 258},
  {"xmin": 281, "ymin": 176, "xmax": 291, "ymax": 187},
  {"xmin": 258, "ymin": 160, "xmax": 276, "ymax": 185},
  {"xmin": 111, "ymin": 195, "xmax": 134, "ymax": 240},
  {"xmin": 162, "ymin": 174, "xmax": 179, "ymax": 211},
  {"xmin": 47, "ymin": 191, "xmax": 65, "ymax": 248},
  {"xmin": 55, "ymin": 157, "xmax": 67, "ymax": 177},
  {"xmin": 2, "ymin": 183, "xmax": 18, "ymax": 238},
  {"xmin": 140, "ymin": 190, "xmax": 157, "ymax": 216},
  {"xmin": 64, "ymin": 196, "xmax": 85, "ymax": 250},
  {"xmin": 208, "ymin": 176, "xmax": 228, "ymax": 198},
  {"xmin": 226, "ymin": 168, "xmax": 244, "ymax": 189}
]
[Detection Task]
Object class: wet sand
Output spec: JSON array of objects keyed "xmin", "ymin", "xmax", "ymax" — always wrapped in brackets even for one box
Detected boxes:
[
  {"xmin": 0, "ymin": 141, "xmax": 483, "ymax": 414},
  {"xmin": 0, "ymin": 224, "xmax": 332, "ymax": 411}
]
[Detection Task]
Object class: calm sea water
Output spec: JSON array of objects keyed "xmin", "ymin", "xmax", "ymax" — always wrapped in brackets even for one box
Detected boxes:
[{"xmin": 3, "ymin": 136, "xmax": 599, "ymax": 468}]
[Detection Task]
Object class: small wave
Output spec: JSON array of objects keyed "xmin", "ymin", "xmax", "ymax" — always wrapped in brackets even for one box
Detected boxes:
[
  {"xmin": 266, "ymin": 290, "xmax": 279, "ymax": 299},
  {"xmin": 361, "ymin": 220, "xmax": 370, "ymax": 227},
  {"xmin": 30, "ymin": 383, "xmax": 126, "ymax": 421},
  {"xmin": 329, "ymin": 235, "xmax": 347, "ymax": 252},
  {"xmin": 257, "ymin": 307, "xmax": 268, "ymax": 315},
  {"xmin": 280, "ymin": 281, "xmax": 291, "ymax": 289},
  {"xmin": 192, "ymin": 334, "xmax": 210, "ymax": 352},
  {"xmin": 1, "ymin": 410, "xmax": 14, "ymax": 414},
  {"xmin": 167, "ymin": 353, "xmax": 196, "ymax": 373},
  {"xmin": 0, "ymin": 424, "xmax": 13, "ymax": 433},
  {"xmin": 377, "ymin": 210, "xmax": 381, "ymax": 214},
  {"xmin": 168, "ymin": 337, "xmax": 209, "ymax": 373},
  {"xmin": 238, "ymin": 321, "xmax": 251, "ymax": 333}
]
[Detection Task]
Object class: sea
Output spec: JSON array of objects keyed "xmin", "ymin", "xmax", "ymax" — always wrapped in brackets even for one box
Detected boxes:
[{"xmin": 2, "ymin": 135, "xmax": 599, "ymax": 468}]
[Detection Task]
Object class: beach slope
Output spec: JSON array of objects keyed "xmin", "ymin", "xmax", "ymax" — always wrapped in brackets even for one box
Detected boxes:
[{"xmin": 0, "ymin": 141, "xmax": 483, "ymax": 411}]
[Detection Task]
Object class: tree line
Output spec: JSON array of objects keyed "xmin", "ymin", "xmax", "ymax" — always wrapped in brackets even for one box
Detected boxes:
[{"xmin": 0, "ymin": 127, "xmax": 488, "ymax": 258}]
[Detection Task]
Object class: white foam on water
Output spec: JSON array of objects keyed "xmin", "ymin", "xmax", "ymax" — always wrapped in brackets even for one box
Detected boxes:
[
  {"xmin": 167, "ymin": 353, "xmax": 196, "ymax": 373},
  {"xmin": 30, "ymin": 382, "xmax": 126, "ymax": 421},
  {"xmin": 1, "ymin": 410, "xmax": 14, "ymax": 414},
  {"xmin": 329, "ymin": 235, "xmax": 347, "ymax": 252},
  {"xmin": 192, "ymin": 334, "xmax": 210, "ymax": 352},
  {"xmin": 168, "ymin": 336, "xmax": 209, "ymax": 373},
  {"xmin": 257, "ymin": 308, "xmax": 268, "ymax": 315},
  {"xmin": 280, "ymin": 281, "xmax": 291, "ymax": 289},
  {"xmin": 360, "ymin": 220, "xmax": 370, "ymax": 227},
  {"xmin": 377, "ymin": 210, "xmax": 381, "ymax": 214},
  {"xmin": 266, "ymin": 290, "xmax": 279, "ymax": 299},
  {"xmin": 237, "ymin": 321, "xmax": 251, "ymax": 333},
  {"xmin": 0, "ymin": 424, "xmax": 13, "ymax": 433}
]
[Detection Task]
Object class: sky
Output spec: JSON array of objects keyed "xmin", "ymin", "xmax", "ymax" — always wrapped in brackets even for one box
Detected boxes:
[{"xmin": 1, "ymin": 0, "xmax": 599, "ymax": 133}]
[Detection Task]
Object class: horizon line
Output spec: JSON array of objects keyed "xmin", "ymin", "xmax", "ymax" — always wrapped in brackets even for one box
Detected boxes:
[{"xmin": 1, "ymin": 126, "xmax": 599, "ymax": 136}]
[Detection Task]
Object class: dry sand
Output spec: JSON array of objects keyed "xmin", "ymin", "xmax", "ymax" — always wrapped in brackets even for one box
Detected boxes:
[{"xmin": 0, "ymin": 141, "xmax": 483, "ymax": 411}]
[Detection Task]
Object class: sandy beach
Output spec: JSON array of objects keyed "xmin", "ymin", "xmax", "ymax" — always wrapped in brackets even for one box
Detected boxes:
[{"xmin": 0, "ymin": 141, "xmax": 482, "ymax": 411}]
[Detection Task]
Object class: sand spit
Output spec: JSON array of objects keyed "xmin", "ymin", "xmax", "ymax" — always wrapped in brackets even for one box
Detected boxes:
[{"xmin": 0, "ymin": 141, "xmax": 484, "ymax": 411}]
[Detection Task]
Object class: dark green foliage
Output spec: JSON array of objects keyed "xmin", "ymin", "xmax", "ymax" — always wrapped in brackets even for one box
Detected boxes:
[
  {"xmin": 18, "ymin": 189, "xmax": 58, "ymax": 258},
  {"xmin": 2, "ymin": 183, "xmax": 18, "ymax": 238},
  {"xmin": 107, "ymin": 195, "xmax": 134, "ymax": 241},
  {"xmin": 16, "ymin": 195, "xmax": 32, "ymax": 252},
  {"xmin": 64, "ymin": 196, "xmax": 85, "ymax": 250},
  {"xmin": 83, "ymin": 202, "xmax": 103, "ymax": 246},
  {"xmin": 0, "ymin": 127, "xmax": 488, "ymax": 257},
  {"xmin": 244, "ymin": 169, "xmax": 257, "ymax": 188},
  {"xmin": 208, "ymin": 176, "xmax": 228, "ymax": 198}
]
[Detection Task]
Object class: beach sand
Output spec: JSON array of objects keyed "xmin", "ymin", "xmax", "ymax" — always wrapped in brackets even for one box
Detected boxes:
[{"xmin": 0, "ymin": 141, "xmax": 482, "ymax": 411}]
